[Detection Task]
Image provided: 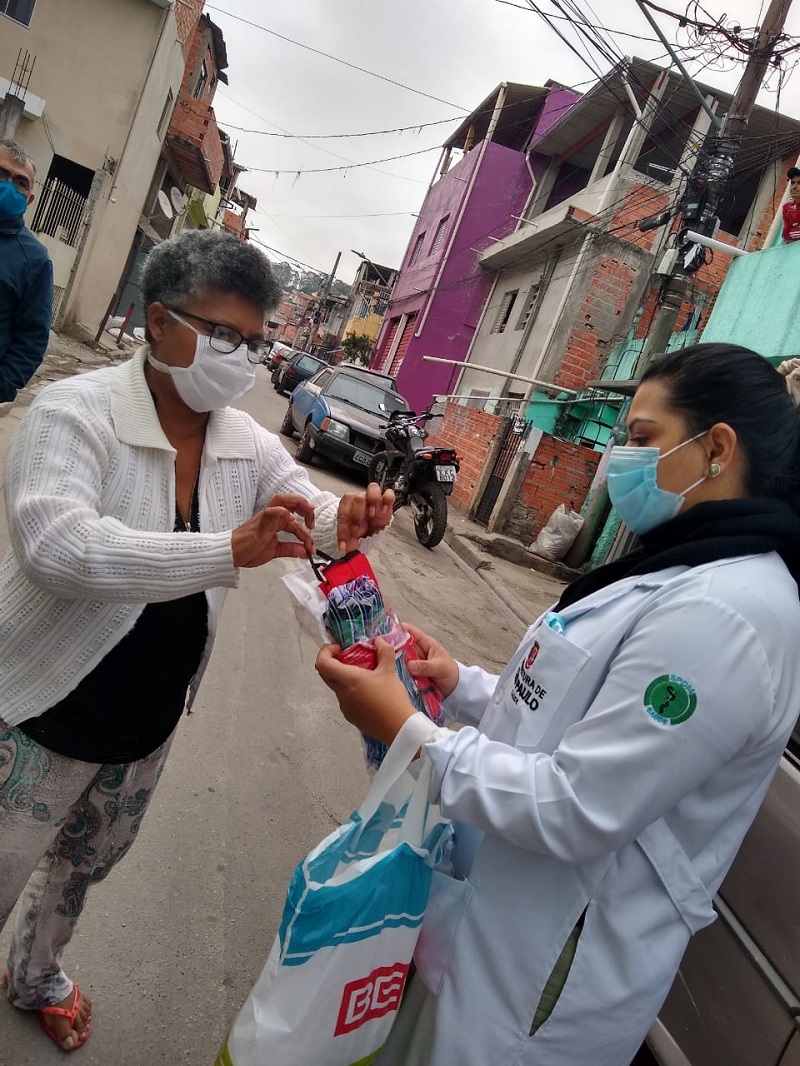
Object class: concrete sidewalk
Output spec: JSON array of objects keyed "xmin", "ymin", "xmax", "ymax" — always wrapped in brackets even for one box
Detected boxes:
[{"xmin": 445, "ymin": 509, "xmax": 578, "ymax": 627}]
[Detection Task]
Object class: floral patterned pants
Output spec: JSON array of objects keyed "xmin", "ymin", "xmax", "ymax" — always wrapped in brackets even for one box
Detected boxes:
[{"xmin": 0, "ymin": 723, "xmax": 173, "ymax": 1010}]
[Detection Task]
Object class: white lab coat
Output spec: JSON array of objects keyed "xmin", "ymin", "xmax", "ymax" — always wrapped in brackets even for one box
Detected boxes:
[{"xmin": 378, "ymin": 553, "xmax": 800, "ymax": 1066}]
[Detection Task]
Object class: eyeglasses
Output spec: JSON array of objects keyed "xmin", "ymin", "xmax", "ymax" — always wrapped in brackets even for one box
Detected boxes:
[
  {"xmin": 0, "ymin": 165, "xmax": 32, "ymax": 196},
  {"xmin": 166, "ymin": 307, "xmax": 268, "ymax": 364}
]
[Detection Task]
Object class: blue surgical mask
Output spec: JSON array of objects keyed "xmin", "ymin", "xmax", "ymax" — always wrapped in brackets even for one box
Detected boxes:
[
  {"xmin": 0, "ymin": 179, "xmax": 29, "ymax": 220},
  {"xmin": 606, "ymin": 432, "xmax": 708, "ymax": 534}
]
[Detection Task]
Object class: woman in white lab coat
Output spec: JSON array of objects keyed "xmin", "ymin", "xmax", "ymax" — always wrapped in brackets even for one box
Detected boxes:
[{"xmin": 317, "ymin": 343, "xmax": 800, "ymax": 1066}]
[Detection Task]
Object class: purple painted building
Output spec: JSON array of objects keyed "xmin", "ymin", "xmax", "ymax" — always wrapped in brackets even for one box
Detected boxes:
[{"xmin": 371, "ymin": 81, "xmax": 581, "ymax": 413}]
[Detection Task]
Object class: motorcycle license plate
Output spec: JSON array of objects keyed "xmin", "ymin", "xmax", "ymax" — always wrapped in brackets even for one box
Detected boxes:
[
  {"xmin": 352, "ymin": 450, "xmax": 372, "ymax": 466},
  {"xmin": 435, "ymin": 465, "xmax": 456, "ymax": 482}
]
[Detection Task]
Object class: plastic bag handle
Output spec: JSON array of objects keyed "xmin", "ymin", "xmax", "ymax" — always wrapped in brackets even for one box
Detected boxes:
[
  {"xmin": 356, "ymin": 716, "xmax": 441, "ymax": 829},
  {"xmin": 398, "ymin": 757, "xmax": 435, "ymax": 848}
]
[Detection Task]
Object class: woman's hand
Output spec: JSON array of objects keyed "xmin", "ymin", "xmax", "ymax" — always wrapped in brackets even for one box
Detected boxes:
[
  {"xmin": 316, "ymin": 639, "xmax": 416, "ymax": 745},
  {"xmin": 336, "ymin": 483, "xmax": 394, "ymax": 553},
  {"xmin": 778, "ymin": 357, "xmax": 800, "ymax": 405},
  {"xmin": 232, "ymin": 494, "xmax": 316, "ymax": 567},
  {"xmin": 404, "ymin": 623, "xmax": 460, "ymax": 699}
]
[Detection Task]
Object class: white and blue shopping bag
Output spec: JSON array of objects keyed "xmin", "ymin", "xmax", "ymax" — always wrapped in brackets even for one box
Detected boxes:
[{"xmin": 216, "ymin": 717, "xmax": 450, "ymax": 1066}]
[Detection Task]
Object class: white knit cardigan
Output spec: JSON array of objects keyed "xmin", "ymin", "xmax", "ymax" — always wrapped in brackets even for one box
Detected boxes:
[{"xmin": 0, "ymin": 345, "xmax": 343, "ymax": 726}]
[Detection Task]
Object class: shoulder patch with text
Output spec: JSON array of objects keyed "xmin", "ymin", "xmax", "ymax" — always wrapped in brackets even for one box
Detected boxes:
[{"xmin": 644, "ymin": 674, "xmax": 697, "ymax": 726}]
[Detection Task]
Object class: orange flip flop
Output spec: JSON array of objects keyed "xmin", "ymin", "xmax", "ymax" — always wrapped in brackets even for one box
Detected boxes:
[
  {"xmin": 4, "ymin": 968, "xmax": 91, "ymax": 1052},
  {"xmin": 38, "ymin": 983, "xmax": 92, "ymax": 1052}
]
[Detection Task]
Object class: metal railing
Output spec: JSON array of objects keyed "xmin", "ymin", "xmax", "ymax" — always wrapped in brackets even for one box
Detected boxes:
[{"xmin": 31, "ymin": 179, "xmax": 86, "ymax": 248}]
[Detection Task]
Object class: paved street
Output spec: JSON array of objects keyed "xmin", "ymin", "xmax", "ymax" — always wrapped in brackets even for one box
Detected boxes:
[{"xmin": 0, "ymin": 362, "xmax": 540, "ymax": 1065}]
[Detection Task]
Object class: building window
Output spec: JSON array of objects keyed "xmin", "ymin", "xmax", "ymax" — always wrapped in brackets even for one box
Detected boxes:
[
  {"xmin": 491, "ymin": 290, "xmax": 519, "ymax": 334},
  {"xmin": 157, "ymin": 88, "xmax": 174, "ymax": 140},
  {"xmin": 193, "ymin": 58, "xmax": 209, "ymax": 100},
  {"xmin": 430, "ymin": 215, "xmax": 450, "ymax": 256},
  {"xmin": 515, "ymin": 283, "xmax": 541, "ymax": 331},
  {"xmin": 408, "ymin": 232, "xmax": 426, "ymax": 266},
  {"xmin": 465, "ymin": 388, "xmax": 492, "ymax": 410},
  {"xmin": 30, "ymin": 154, "xmax": 94, "ymax": 249},
  {"xmin": 0, "ymin": 0, "xmax": 35, "ymax": 26}
]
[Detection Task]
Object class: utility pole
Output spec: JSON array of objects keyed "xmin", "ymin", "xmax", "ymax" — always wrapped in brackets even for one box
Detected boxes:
[
  {"xmin": 304, "ymin": 250, "xmax": 341, "ymax": 352},
  {"xmin": 637, "ymin": 0, "xmax": 793, "ymax": 369},
  {"xmin": 567, "ymin": 0, "xmax": 793, "ymax": 568}
]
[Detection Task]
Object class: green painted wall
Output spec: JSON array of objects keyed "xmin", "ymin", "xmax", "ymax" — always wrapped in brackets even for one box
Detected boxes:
[
  {"xmin": 526, "ymin": 326, "xmax": 701, "ymax": 452},
  {"xmin": 525, "ymin": 392, "xmax": 563, "ymax": 434},
  {"xmin": 702, "ymin": 242, "xmax": 800, "ymax": 364}
]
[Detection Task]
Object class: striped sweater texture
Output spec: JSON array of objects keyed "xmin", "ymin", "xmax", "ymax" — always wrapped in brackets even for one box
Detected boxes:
[{"xmin": 0, "ymin": 346, "xmax": 341, "ymax": 726}]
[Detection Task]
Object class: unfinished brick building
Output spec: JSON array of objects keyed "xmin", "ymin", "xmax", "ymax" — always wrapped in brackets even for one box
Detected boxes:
[{"xmin": 422, "ymin": 57, "xmax": 800, "ymax": 547}]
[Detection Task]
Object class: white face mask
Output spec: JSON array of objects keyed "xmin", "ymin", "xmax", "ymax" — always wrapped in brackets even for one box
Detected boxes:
[{"xmin": 148, "ymin": 311, "xmax": 256, "ymax": 412}]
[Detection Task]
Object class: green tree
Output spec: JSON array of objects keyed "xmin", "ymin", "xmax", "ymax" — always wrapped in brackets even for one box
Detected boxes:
[
  {"xmin": 341, "ymin": 331, "xmax": 374, "ymax": 366},
  {"xmin": 295, "ymin": 270, "xmax": 327, "ymax": 294}
]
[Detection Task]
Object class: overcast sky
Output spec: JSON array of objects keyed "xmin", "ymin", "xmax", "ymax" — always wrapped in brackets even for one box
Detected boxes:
[{"xmin": 206, "ymin": 0, "xmax": 800, "ymax": 287}]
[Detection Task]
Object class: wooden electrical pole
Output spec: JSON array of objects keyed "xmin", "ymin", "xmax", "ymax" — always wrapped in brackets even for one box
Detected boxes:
[
  {"xmin": 305, "ymin": 251, "xmax": 341, "ymax": 353},
  {"xmin": 567, "ymin": 0, "xmax": 794, "ymax": 567},
  {"xmin": 638, "ymin": 0, "xmax": 793, "ymax": 370}
]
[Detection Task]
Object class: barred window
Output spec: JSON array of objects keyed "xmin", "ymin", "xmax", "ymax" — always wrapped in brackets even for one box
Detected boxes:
[
  {"xmin": 430, "ymin": 215, "xmax": 450, "ymax": 256},
  {"xmin": 515, "ymin": 283, "xmax": 541, "ymax": 331},
  {"xmin": 408, "ymin": 232, "xmax": 426, "ymax": 266},
  {"xmin": 491, "ymin": 290, "xmax": 519, "ymax": 334}
]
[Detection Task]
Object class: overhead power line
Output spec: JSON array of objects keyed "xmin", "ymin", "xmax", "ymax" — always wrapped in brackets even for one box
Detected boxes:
[
  {"xmin": 254, "ymin": 210, "xmax": 418, "ymax": 219},
  {"xmin": 250, "ymin": 235, "xmax": 330, "ymax": 276},
  {"xmin": 217, "ymin": 80, "xmax": 597, "ymax": 155},
  {"xmin": 494, "ymin": 0, "xmax": 661, "ymax": 41},
  {"xmin": 218, "ymin": 116, "xmax": 465, "ymax": 140},
  {"xmin": 217, "ymin": 89, "xmax": 432, "ymax": 184},
  {"xmin": 519, "ymin": 0, "xmax": 715, "ymax": 180},
  {"xmin": 204, "ymin": 4, "xmax": 468, "ymax": 111},
  {"xmin": 243, "ymin": 145, "xmax": 440, "ymax": 176}
]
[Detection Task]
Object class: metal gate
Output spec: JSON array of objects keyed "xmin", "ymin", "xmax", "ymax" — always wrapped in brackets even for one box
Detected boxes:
[
  {"xmin": 475, "ymin": 414, "xmax": 528, "ymax": 526},
  {"xmin": 388, "ymin": 312, "xmax": 417, "ymax": 378},
  {"xmin": 114, "ymin": 231, "xmax": 158, "ymax": 330}
]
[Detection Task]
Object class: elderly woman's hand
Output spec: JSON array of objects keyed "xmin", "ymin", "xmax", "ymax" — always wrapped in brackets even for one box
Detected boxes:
[
  {"xmin": 778, "ymin": 358, "xmax": 800, "ymax": 405},
  {"xmin": 232, "ymin": 494, "xmax": 316, "ymax": 567},
  {"xmin": 316, "ymin": 638, "xmax": 416, "ymax": 744},
  {"xmin": 336, "ymin": 483, "xmax": 395, "ymax": 553}
]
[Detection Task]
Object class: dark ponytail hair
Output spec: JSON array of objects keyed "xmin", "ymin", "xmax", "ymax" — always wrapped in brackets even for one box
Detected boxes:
[{"xmin": 641, "ymin": 343, "xmax": 800, "ymax": 511}]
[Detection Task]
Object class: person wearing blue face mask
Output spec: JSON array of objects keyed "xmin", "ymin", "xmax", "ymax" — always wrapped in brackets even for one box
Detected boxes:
[
  {"xmin": 604, "ymin": 429, "xmax": 713, "ymax": 533},
  {"xmin": 0, "ymin": 139, "xmax": 52, "ymax": 404},
  {"xmin": 314, "ymin": 343, "xmax": 800, "ymax": 1066}
]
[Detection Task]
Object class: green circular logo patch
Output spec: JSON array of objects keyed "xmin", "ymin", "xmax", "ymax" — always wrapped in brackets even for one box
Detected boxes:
[{"xmin": 644, "ymin": 674, "xmax": 697, "ymax": 726}]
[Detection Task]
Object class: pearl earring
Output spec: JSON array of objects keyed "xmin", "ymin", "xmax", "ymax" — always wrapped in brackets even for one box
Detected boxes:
[{"xmin": 708, "ymin": 463, "xmax": 721, "ymax": 478}]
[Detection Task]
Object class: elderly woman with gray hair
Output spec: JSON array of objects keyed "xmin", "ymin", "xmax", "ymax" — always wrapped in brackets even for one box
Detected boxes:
[{"xmin": 0, "ymin": 229, "xmax": 393, "ymax": 1052}]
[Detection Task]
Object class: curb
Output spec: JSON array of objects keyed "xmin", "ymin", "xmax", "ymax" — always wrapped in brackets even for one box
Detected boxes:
[
  {"xmin": 443, "ymin": 529, "xmax": 531, "ymax": 628},
  {"xmin": 458, "ymin": 530, "xmax": 583, "ymax": 583}
]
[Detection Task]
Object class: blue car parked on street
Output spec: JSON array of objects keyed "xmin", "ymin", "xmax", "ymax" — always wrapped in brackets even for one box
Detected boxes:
[
  {"xmin": 272, "ymin": 351, "xmax": 328, "ymax": 395},
  {"xmin": 280, "ymin": 365, "xmax": 409, "ymax": 473}
]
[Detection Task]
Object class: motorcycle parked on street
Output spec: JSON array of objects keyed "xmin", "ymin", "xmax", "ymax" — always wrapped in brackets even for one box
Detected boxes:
[{"xmin": 368, "ymin": 409, "xmax": 460, "ymax": 549}]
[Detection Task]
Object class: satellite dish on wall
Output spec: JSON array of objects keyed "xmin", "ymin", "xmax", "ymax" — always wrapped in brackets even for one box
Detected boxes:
[
  {"xmin": 156, "ymin": 190, "xmax": 174, "ymax": 219},
  {"xmin": 170, "ymin": 186, "xmax": 185, "ymax": 214}
]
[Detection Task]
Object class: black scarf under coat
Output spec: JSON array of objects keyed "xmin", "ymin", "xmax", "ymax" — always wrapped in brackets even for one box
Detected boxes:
[{"xmin": 556, "ymin": 498, "xmax": 800, "ymax": 612}]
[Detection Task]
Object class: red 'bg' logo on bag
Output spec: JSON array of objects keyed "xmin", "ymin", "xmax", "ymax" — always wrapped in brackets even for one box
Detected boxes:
[{"xmin": 334, "ymin": 962, "xmax": 410, "ymax": 1036}]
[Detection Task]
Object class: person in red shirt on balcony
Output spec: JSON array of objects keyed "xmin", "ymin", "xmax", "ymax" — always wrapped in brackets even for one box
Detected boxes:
[{"xmin": 782, "ymin": 167, "xmax": 800, "ymax": 241}]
